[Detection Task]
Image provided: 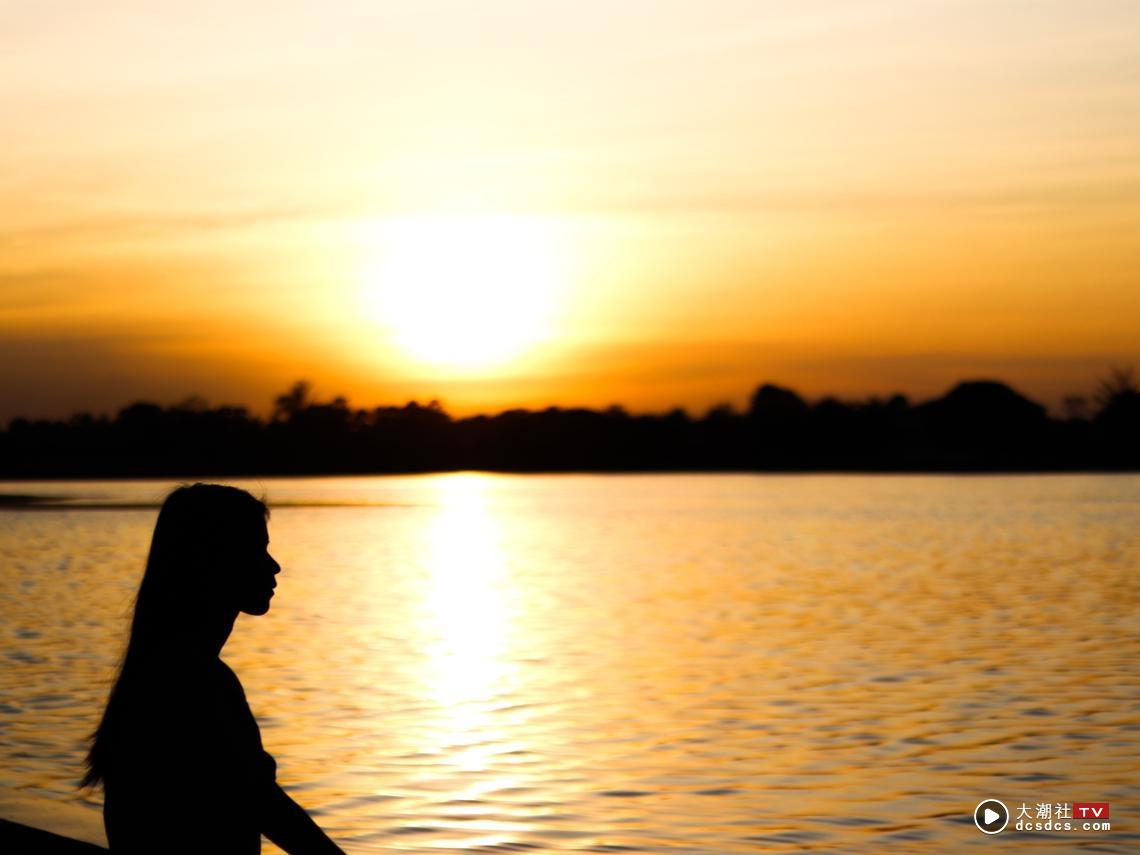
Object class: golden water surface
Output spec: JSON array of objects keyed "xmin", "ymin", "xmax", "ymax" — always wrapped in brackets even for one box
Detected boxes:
[{"xmin": 1, "ymin": 474, "xmax": 1137, "ymax": 852}]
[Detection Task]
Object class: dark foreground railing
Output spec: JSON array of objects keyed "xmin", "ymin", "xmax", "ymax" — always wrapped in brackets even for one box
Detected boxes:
[{"xmin": 0, "ymin": 818, "xmax": 107, "ymax": 854}]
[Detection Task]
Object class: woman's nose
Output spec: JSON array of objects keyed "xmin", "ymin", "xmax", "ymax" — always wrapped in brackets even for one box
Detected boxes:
[{"xmin": 269, "ymin": 554, "xmax": 281, "ymax": 575}]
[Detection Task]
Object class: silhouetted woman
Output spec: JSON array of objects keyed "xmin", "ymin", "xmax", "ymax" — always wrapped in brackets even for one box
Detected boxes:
[{"xmin": 83, "ymin": 484, "xmax": 345, "ymax": 854}]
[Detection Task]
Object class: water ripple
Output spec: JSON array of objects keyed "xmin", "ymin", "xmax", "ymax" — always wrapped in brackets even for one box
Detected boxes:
[{"xmin": 0, "ymin": 474, "xmax": 1137, "ymax": 852}]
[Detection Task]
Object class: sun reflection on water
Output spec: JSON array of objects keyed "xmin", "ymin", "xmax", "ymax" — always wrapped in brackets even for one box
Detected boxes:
[{"xmin": 419, "ymin": 475, "xmax": 516, "ymax": 777}]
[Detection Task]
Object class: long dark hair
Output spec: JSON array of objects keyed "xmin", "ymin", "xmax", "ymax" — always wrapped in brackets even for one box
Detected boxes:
[{"xmin": 82, "ymin": 483, "xmax": 268, "ymax": 788}]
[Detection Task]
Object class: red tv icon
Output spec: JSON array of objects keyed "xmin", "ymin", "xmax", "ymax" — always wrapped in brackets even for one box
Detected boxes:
[{"xmin": 1073, "ymin": 803, "xmax": 1109, "ymax": 819}]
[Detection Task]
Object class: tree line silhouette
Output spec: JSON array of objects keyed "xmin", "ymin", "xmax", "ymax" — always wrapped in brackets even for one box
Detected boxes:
[{"xmin": 1, "ymin": 370, "xmax": 1137, "ymax": 478}]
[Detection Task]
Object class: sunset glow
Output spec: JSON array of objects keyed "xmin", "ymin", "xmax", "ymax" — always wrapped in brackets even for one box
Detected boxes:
[{"xmin": 358, "ymin": 214, "xmax": 567, "ymax": 372}]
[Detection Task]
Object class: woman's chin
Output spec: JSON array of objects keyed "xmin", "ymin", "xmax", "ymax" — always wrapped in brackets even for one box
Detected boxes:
[{"xmin": 240, "ymin": 595, "xmax": 272, "ymax": 616}]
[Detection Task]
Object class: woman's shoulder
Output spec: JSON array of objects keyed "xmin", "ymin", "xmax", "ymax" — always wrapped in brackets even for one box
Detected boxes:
[
  {"xmin": 206, "ymin": 658, "xmax": 257, "ymax": 714},
  {"xmin": 212, "ymin": 657, "xmax": 242, "ymax": 686}
]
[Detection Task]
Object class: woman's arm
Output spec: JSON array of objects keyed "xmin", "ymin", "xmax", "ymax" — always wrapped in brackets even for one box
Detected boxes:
[{"xmin": 261, "ymin": 782, "xmax": 346, "ymax": 854}]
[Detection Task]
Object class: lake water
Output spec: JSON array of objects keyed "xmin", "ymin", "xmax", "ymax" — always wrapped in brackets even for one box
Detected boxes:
[{"xmin": 1, "ymin": 474, "xmax": 1137, "ymax": 852}]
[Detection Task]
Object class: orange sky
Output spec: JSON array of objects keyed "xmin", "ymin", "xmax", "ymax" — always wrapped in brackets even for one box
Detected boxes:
[{"xmin": 2, "ymin": 1, "xmax": 1139, "ymax": 421}]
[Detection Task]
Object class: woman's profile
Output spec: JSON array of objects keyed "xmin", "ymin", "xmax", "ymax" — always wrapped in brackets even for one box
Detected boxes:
[{"xmin": 82, "ymin": 483, "xmax": 346, "ymax": 854}]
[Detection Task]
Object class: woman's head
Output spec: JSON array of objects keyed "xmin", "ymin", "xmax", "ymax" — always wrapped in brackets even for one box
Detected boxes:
[
  {"xmin": 142, "ymin": 484, "xmax": 279, "ymax": 619},
  {"xmin": 129, "ymin": 483, "xmax": 279, "ymax": 660}
]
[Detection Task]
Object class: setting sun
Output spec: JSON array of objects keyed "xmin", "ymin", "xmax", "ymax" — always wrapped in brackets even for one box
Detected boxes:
[{"xmin": 359, "ymin": 214, "xmax": 568, "ymax": 372}]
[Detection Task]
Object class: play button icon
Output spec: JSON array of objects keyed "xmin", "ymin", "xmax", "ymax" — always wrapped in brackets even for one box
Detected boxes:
[{"xmin": 974, "ymin": 799, "xmax": 1009, "ymax": 834}]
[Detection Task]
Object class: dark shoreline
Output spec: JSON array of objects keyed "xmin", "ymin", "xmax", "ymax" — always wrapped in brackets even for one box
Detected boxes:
[
  {"xmin": 3, "ymin": 377, "xmax": 1138, "ymax": 477},
  {"xmin": 2, "ymin": 467, "xmax": 1138, "ymax": 485}
]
